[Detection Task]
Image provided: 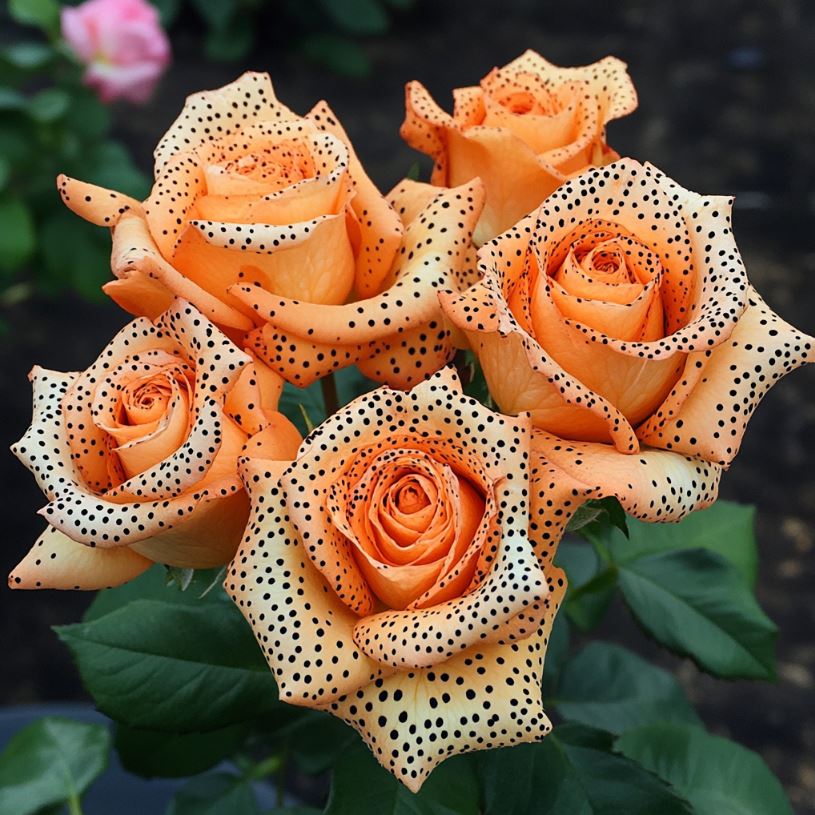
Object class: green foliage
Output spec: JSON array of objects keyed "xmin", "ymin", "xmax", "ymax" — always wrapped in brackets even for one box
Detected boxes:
[
  {"xmin": 167, "ymin": 772, "xmax": 262, "ymax": 815},
  {"xmin": 617, "ymin": 724, "xmax": 793, "ymax": 815},
  {"xmin": 0, "ymin": 717, "xmax": 111, "ymax": 815},
  {"xmin": 551, "ymin": 642, "xmax": 700, "ymax": 734},
  {"xmin": 55, "ymin": 569, "xmax": 280, "ymax": 732},
  {"xmin": 479, "ymin": 724, "xmax": 691, "ymax": 815},
  {"xmin": 326, "ymin": 747, "xmax": 480, "ymax": 814}
]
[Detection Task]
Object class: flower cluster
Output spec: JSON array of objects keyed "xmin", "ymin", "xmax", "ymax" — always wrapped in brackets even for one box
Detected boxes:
[{"xmin": 10, "ymin": 54, "xmax": 814, "ymax": 790}]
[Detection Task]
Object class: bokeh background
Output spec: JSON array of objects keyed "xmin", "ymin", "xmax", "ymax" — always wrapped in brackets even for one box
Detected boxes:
[{"xmin": 2, "ymin": 0, "xmax": 814, "ymax": 809}]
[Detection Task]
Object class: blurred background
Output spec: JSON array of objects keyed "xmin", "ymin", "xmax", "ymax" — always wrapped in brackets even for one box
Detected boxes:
[{"xmin": 1, "ymin": 0, "xmax": 814, "ymax": 810}]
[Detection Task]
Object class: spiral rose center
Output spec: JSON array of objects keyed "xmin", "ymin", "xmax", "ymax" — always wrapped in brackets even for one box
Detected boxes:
[
  {"xmin": 222, "ymin": 140, "xmax": 316, "ymax": 190},
  {"xmin": 327, "ymin": 447, "xmax": 489, "ymax": 611},
  {"xmin": 91, "ymin": 354, "xmax": 194, "ymax": 483}
]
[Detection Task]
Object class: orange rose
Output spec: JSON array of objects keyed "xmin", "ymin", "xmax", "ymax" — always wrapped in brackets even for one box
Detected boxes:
[
  {"xmin": 232, "ymin": 178, "xmax": 484, "ymax": 388},
  {"xmin": 227, "ymin": 367, "xmax": 571, "ymax": 790},
  {"xmin": 402, "ymin": 49, "xmax": 637, "ymax": 244},
  {"xmin": 56, "ymin": 72, "xmax": 403, "ymax": 333},
  {"xmin": 442, "ymin": 159, "xmax": 815, "ymax": 521},
  {"xmin": 9, "ymin": 300, "xmax": 301, "ymax": 590}
]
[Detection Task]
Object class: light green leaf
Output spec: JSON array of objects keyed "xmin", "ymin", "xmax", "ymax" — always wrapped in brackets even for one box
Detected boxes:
[
  {"xmin": 326, "ymin": 747, "xmax": 479, "ymax": 814},
  {"xmin": 617, "ymin": 723, "xmax": 792, "ymax": 815},
  {"xmin": 0, "ymin": 717, "xmax": 111, "ymax": 815},
  {"xmin": 28, "ymin": 87, "xmax": 70, "ymax": 122},
  {"xmin": 1, "ymin": 42, "xmax": 54, "ymax": 70},
  {"xmin": 55, "ymin": 597, "xmax": 279, "ymax": 732},
  {"xmin": 480, "ymin": 724, "xmax": 691, "ymax": 815},
  {"xmin": 616, "ymin": 548, "xmax": 776, "ymax": 679},
  {"xmin": 0, "ymin": 194, "xmax": 35, "ymax": 270},
  {"xmin": 552, "ymin": 642, "xmax": 701, "ymax": 734}
]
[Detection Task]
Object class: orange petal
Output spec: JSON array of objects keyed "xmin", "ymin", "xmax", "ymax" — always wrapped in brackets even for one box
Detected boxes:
[
  {"xmin": 638, "ymin": 287, "xmax": 815, "ymax": 465},
  {"xmin": 103, "ymin": 273, "xmax": 174, "ymax": 321},
  {"xmin": 321, "ymin": 566, "xmax": 566, "ymax": 793},
  {"xmin": 308, "ymin": 100, "xmax": 404, "ymax": 297},
  {"xmin": 532, "ymin": 431, "xmax": 722, "ymax": 522},
  {"xmin": 225, "ymin": 457, "xmax": 390, "ymax": 705},
  {"xmin": 9, "ymin": 527, "xmax": 152, "ymax": 591},
  {"xmin": 56, "ymin": 174, "xmax": 142, "ymax": 227},
  {"xmin": 153, "ymin": 72, "xmax": 296, "ymax": 172}
]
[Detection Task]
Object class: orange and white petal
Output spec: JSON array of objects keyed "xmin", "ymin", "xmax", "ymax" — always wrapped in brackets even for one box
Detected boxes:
[
  {"xmin": 638, "ymin": 288, "xmax": 815, "ymax": 466},
  {"xmin": 9, "ymin": 527, "xmax": 152, "ymax": 591},
  {"xmin": 56, "ymin": 174, "xmax": 142, "ymax": 227},
  {"xmin": 225, "ymin": 457, "xmax": 389, "ymax": 705},
  {"xmin": 240, "ymin": 412, "xmax": 302, "ymax": 461},
  {"xmin": 110, "ymin": 212, "xmax": 254, "ymax": 331},
  {"xmin": 103, "ymin": 271, "xmax": 175, "ymax": 321},
  {"xmin": 308, "ymin": 100, "xmax": 404, "ymax": 297},
  {"xmin": 387, "ymin": 178, "xmax": 445, "ymax": 230},
  {"xmin": 532, "ymin": 432, "xmax": 722, "ymax": 522},
  {"xmin": 322, "ymin": 568, "xmax": 566, "ymax": 793},
  {"xmin": 153, "ymin": 72, "xmax": 296, "ymax": 172},
  {"xmin": 400, "ymin": 80, "xmax": 456, "ymax": 186}
]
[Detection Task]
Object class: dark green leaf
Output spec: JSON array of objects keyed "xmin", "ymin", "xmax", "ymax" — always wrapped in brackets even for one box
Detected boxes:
[
  {"xmin": 63, "ymin": 90, "xmax": 111, "ymax": 140},
  {"xmin": 280, "ymin": 711, "xmax": 359, "ymax": 775},
  {"xmin": 614, "ymin": 501, "xmax": 757, "ymax": 587},
  {"xmin": 55, "ymin": 597, "xmax": 278, "ymax": 732},
  {"xmin": 189, "ymin": 0, "xmax": 237, "ymax": 30},
  {"xmin": 326, "ymin": 746, "xmax": 479, "ymax": 814},
  {"xmin": 152, "ymin": 0, "xmax": 183, "ymax": 26},
  {"xmin": 615, "ymin": 548, "xmax": 776, "ymax": 679},
  {"xmin": 301, "ymin": 34, "xmax": 371, "ymax": 78},
  {"xmin": 0, "ymin": 156, "xmax": 9, "ymax": 191},
  {"xmin": 114, "ymin": 722, "xmax": 248, "ymax": 778},
  {"xmin": 167, "ymin": 772, "xmax": 261, "ymax": 815},
  {"xmin": 0, "ymin": 717, "xmax": 111, "ymax": 815},
  {"xmin": 82, "ymin": 141, "xmax": 149, "ymax": 199},
  {"xmin": 279, "ymin": 381, "xmax": 325, "ymax": 437},
  {"xmin": 617, "ymin": 723, "xmax": 792, "ymax": 815},
  {"xmin": 406, "ymin": 161, "xmax": 420, "ymax": 181},
  {"xmin": 335, "ymin": 366, "xmax": 377, "ymax": 404},
  {"xmin": 480, "ymin": 724, "xmax": 691, "ymax": 815},
  {"xmin": 319, "ymin": 0, "xmax": 389, "ymax": 34},
  {"xmin": 555, "ymin": 542, "xmax": 617, "ymax": 632},
  {"xmin": 204, "ymin": 14, "xmax": 255, "ymax": 62},
  {"xmin": 552, "ymin": 642, "xmax": 700, "ymax": 733},
  {"xmin": 8, "ymin": 0, "xmax": 60, "ymax": 34},
  {"xmin": 0, "ymin": 194, "xmax": 35, "ymax": 270}
]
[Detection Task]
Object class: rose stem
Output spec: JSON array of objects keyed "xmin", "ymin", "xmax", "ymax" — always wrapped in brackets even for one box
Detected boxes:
[{"xmin": 321, "ymin": 372, "xmax": 339, "ymax": 416}]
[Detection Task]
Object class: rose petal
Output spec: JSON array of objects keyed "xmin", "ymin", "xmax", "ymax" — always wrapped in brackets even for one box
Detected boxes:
[
  {"xmin": 321, "ymin": 566, "xmax": 566, "ymax": 793},
  {"xmin": 9, "ymin": 526, "xmax": 151, "ymax": 591},
  {"xmin": 103, "ymin": 272, "xmax": 174, "ymax": 321},
  {"xmin": 225, "ymin": 457, "xmax": 390, "ymax": 705},
  {"xmin": 153, "ymin": 72, "xmax": 296, "ymax": 173},
  {"xmin": 638, "ymin": 287, "xmax": 815, "ymax": 465},
  {"xmin": 56, "ymin": 174, "xmax": 142, "ymax": 227}
]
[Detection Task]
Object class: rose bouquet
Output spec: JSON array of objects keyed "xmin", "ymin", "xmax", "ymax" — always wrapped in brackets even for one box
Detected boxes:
[{"xmin": 3, "ymin": 52, "xmax": 812, "ymax": 814}]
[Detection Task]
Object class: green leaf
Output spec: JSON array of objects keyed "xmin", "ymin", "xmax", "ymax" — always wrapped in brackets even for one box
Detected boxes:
[
  {"xmin": 204, "ymin": 14, "xmax": 255, "ymax": 62},
  {"xmin": 326, "ymin": 746, "xmax": 479, "ymax": 814},
  {"xmin": 8, "ymin": 0, "xmax": 60, "ymax": 34},
  {"xmin": 82, "ymin": 141, "xmax": 149, "ymax": 199},
  {"xmin": 615, "ymin": 548, "xmax": 776, "ymax": 679},
  {"xmin": 55, "ymin": 597, "xmax": 279, "ymax": 732},
  {"xmin": 190, "ymin": 0, "xmax": 237, "ymax": 30},
  {"xmin": 0, "ymin": 156, "xmax": 9, "ymax": 191},
  {"xmin": 406, "ymin": 161, "xmax": 420, "ymax": 181},
  {"xmin": 279, "ymin": 381, "xmax": 326, "ymax": 436},
  {"xmin": 301, "ymin": 34, "xmax": 371, "ymax": 79},
  {"xmin": 480, "ymin": 724, "xmax": 691, "ymax": 815},
  {"xmin": 617, "ymin": 723, "xmax": 792, "ymax": 815},
  {"xmin": 114, "ymin": 722, "xmax": 248, "ymax": 778},
  {"xmin": 0, "ymin": 194, "xmax": 35, "ymax": 271},
  {"xmin": 1, "ymin": 42, "xmax": 54, "ymax": 70},
  {"xmin": 552, "ymin": 643, "xmax": 700, "ymax": 734},
  {"xmin": 63, "ymin": 89, "xmax": 111, "ymax": 140},
  {"xmin": 152, "ymin": 0, "xmax": 183, "ymax": 26},
  {"xmin": 167, "ymin": 772, "xmax": 261, "ymax": 815},
  {"xmin": 277, "ymin": 711, "xmax": 359, "ymax": 775},
  {"xmin": 319, "ymin": 0, "xmax": 390, "ymax": 34},
  {"xmin": 0, "ymin": 717, "xmax": 111, "ymax": 815},
  {"xmin": 27, "ymin": 87, "xmax": 70, "ymax": 122},
  {"xmin": 555, "ymin": 542, "xmax": 617, "ymax": 632},
  {"xmin": 616, "ymin": 502, "xmax": 757, "ymax": 587}
]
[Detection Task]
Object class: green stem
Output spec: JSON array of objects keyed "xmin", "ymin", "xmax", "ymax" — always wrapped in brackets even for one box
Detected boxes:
[
  {"xmin": 66, "ymin": 793, "xmax": 84, "ymax": 815},
  {"xmin": 320, "ymin": 372, "xmax": 339, "ymax": 416}
]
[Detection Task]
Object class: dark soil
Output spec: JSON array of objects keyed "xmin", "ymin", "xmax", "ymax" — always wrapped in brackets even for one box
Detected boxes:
[{"xmin": 2, "ymin": 0, "xmax": 814, "ymax": 810}]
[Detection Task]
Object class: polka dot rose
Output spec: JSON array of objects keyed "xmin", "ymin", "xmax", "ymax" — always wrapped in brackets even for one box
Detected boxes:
[
  {"xmin": 232, "ymin": 178, "xmax": 484, "ymax": 389},
  {"xmin": 9, "ymin": 301, "xmax": 301, "ymax": 591},
  {"xmin": 442, "ymin": 159, "xmax": 815, "ymax": 520},
  {"xmin": 226, "ymin": 367, "xmax": 575, "ymax": 791},
  {"xmin": 402, "ymin": 49, "xmax": 637, "ymax": 245},
  {"xmin": 55, "ymin": 72, "xmax": 403, "ymax": 337}
]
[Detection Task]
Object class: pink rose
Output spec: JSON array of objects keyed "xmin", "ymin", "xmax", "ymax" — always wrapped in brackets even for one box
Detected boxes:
[{"xmin": 61, "ymin": 0, "xmax": 171, "ymax": 104}]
